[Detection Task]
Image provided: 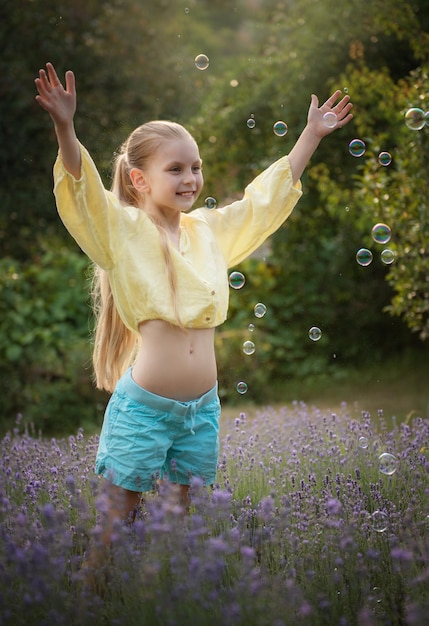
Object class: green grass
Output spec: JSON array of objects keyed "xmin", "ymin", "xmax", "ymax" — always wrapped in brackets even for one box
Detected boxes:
[{"xmin": 221, "ymin": 351, "xmax": 429, "ymax": 429}]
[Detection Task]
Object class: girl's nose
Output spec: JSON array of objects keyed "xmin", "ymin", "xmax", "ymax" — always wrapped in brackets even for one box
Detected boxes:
[{"xmin": 183, "ymin": 169, "xmax": 197, "ymax": 184}]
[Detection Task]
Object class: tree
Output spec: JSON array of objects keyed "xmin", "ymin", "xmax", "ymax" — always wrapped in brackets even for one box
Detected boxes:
[{"xmin": 189, "ymin": 0, "xmax": 429, "ymax": 395}]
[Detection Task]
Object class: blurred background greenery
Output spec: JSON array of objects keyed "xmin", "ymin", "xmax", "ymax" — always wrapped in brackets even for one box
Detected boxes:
[{"xmin": 0, "ymin": 0, "xmax": 428, "ymax": 434}]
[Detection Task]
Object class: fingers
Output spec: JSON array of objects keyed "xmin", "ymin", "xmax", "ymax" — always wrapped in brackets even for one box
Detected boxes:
[
  {"xmin": 46, "ymin": 62, "xmax": 62, "ymax": 87},
  {"xmin": 333, "ymin": 95, "xmax": 352, "ymax": 114},
  {"xmin": 36, "ymin": 63, "xmax": 74, "ymax": 92},
  {"xmin": 65, "ymin": 70, "xmax": 76, "ymax": 96},
  {"xmin": 323, "ymin": 91, "xmax": 351, "ymax": 113},
  {"xmin": 35, "ymin": 69, "xmax": 50, "ymax": 93},
  {"xmin": 323, "ymin": 91, "xmax": 353, "ymax": 127},
  {"xmin": 336, "ymin": 111, "xmax": 354, "ymax": 128},
  {"xmin": 324, "ymin": 89, "xmax": 343, "ymax": 108}
]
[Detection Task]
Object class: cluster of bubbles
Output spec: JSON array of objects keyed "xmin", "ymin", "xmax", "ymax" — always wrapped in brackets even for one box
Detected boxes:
[
  {"xmin": 404, "ymin": 108, "xmax": 429, "ymax": 131},
  {"xmin": 348, "ymin": 139, "xmax": 392, "ymax": 167},
  {"xmin": 240, "ymin": 303, "xmax": 267, "ymax": 357},
  {"xmin": 229, "ymin": 270, "xmax": 268, "ymax": 393},
  {"xmin": 221, "ymin": 90, "xmax": 426, "ymax": 400},
  {"xmin": 358, "ymin": 433, "xmax": 394, "ymax": 532},
  {"xmin": 356, "ymin": 223, "xmax": 396, "ymax": 267},
  {"xmin": 358, "ymin": 437, "xmax": 398, "ymax": 475},
  {"xmin": 246, "ymin": 118, "xmax": 289, "ymax": 136}
]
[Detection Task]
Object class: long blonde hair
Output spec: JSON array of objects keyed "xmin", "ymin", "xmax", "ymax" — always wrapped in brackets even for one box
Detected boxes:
[{"xmin": 92, "ymin": 121, "xmax": 195, "ymax": 392}]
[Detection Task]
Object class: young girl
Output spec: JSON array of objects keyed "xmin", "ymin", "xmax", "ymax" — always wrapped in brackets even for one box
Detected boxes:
[{"xmin": 35, "ymin": 63, "xmax": 352, "ymax": 528}]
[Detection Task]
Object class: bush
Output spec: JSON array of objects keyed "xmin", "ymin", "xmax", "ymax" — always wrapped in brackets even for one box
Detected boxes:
[{"xmin": 0, "ymin": 241, "xmax": 107, "ymax": 434}]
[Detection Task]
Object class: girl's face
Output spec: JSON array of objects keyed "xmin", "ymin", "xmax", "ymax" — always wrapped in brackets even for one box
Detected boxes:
[{"xmin": 139, "ymin": 136, "xmax": 204, "ymax": 216}]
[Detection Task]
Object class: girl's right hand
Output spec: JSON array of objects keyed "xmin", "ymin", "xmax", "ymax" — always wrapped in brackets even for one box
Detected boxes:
[{"xmin": 35, "ymin": 62, "xmax": 76, "ymax": 128}]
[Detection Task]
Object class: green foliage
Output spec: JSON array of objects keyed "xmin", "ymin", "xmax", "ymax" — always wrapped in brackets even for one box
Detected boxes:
[
  {"xmin": 0, "ymin": 241, "xmax": 106, "ymax": 433},
  {"xmin": 342, "ymin": 66, "xmax": 429, "ymax": 339},
  {"xmin": 201, "ymin": 0, "xmax": 429, "ymax": 402}
]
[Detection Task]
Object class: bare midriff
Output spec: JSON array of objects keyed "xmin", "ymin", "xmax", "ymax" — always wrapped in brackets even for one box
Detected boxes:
[{"xmin": 133, "ymin": 319, "xmax": 217, "ymax": 401}]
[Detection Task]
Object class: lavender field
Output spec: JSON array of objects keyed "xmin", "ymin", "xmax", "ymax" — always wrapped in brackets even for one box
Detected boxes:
[{"xmin": 1, "ymin": 405, "xmax": 428, "ymax": 626}]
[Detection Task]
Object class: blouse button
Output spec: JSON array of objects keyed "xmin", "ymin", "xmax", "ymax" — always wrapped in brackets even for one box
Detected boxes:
[
  {"xmin": 205, "ymin": 316, "xmax": 211, "ymax": 322},
  {"xmin": 211, "ymin": 290, "xmax": 215, "ymax": 295}
]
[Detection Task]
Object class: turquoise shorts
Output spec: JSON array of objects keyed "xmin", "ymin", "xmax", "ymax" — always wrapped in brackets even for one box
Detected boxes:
[{"xmin": 95, "ymin": 368, "xmax": 221, "ymax": 492}]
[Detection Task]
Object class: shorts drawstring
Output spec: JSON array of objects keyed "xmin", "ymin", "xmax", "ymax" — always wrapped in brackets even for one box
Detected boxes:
[{"xmin": 184, "ymin": 402, "xmax": 197, "ymax": 435}]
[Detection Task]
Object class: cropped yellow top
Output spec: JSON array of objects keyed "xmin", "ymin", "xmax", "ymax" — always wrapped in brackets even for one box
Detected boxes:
[{"xmin": 53, "ymin": 143, "xmax": 302, "ymax": 333}]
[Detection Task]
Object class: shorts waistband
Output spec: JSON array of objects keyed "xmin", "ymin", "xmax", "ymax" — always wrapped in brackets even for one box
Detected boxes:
[{"xmin": 118, "ymin": 368, "xmax": 218, "ymax": 417}]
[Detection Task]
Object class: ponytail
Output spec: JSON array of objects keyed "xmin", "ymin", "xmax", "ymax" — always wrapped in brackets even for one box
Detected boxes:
[{"xmin": 91, "ymin": 266, "xmax": 139, "ymax": 393}]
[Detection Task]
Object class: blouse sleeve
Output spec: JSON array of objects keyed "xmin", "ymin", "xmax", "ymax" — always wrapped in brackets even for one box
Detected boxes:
[
  {"xmin": 197, "ymin": 154, "xmax": 302, "ymax": 268},
  {"xmin": 53, "ymin": 142, "xmax": 138, "ymax": 269}
]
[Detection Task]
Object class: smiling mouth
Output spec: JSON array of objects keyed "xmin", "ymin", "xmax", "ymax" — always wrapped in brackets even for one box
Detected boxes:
[{"xmin": 177, "ymin": 191, "xmax": 195, "ymax": 197}]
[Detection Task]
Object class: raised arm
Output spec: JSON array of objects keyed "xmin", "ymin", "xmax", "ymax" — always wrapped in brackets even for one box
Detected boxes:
[
  {"xmin": 35, "ymin": 63, "xmax": 81, "ymax": 179},
  {"xmin": 288, "ymin": 90, "xmax": 353, "ymax": 185}
]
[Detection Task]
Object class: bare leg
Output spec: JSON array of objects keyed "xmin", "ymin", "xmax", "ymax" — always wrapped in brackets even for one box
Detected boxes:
[
  {"xmin": 82, "ymin": 483, "xmax": 142, "ymax": 590},
  {"xmin": 158, "ymin": 480, "xmax": 190, "ymax": 513},
  {"xmin": 103, "ymin": 483, "xmax": 142, "ymax": 528}
]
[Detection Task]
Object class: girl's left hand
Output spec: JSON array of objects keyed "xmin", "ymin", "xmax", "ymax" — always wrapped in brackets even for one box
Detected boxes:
[
  {"xmin": 307, "ymin": 90, "xmax": 353, "ymax": 138},
  {"xmin": 35, "ymin": 62, "xmax": 76, "ymax": 129}
]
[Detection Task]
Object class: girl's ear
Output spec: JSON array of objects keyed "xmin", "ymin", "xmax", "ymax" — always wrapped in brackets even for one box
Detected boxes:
[{"xmin": 130, "ymin": 168, "xmax": 150, "ymax": 193}]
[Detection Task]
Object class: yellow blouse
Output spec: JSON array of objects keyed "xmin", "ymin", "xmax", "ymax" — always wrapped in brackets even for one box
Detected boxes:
[{"xmin": 53, "ymin": 143, "xmax": 302, "ymax": 333}]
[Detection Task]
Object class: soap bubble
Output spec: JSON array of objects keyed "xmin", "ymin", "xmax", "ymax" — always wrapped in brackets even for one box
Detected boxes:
[
  {"xmin": 358, "ymin": 436, "xmax": 369, "ymax": 449},
  {"xmin": 356, "ymin": 248, "xmax": 373, "ymax": 266},
  {"xmin": 308, "ymin": 326, "xmax": 322, "ymax": 341},
  {"xmin": 254, "ymin": 303, "xmax": 267, "ymax": 318},
  {"xmin": 371, "ymin": 510, "xmax": 389, "ymax": 533},
  {"xmin": 381, "ymin": 249, "xmax": 396, "ymax": 265},
  {"xmin": 426, "ymin": 111, "xmax": 429, "ymax": 126},
  {"xmin": 273, "ymin": 120, "xmax": 288, "ymax": 136},
  {"xmin": 323, "ymin": 112, "xmax": 338, "ymax": 128},
  {"xmin": 379, "ymin": 452, "xmax": 397, "ymax": 476},
  {"xmin": 248, "ymin": 323, "xmax": 255, "ymax": 332},
  {"xmin": 243, "ymin": 340, "xmax": 256, "ymax": 355},
  {"xmin": 349, "ymin": 139, "xmax": 366, "ymax": 157},
  {"xmin": 195, "ymin": 54, "xmax": 209, "ymax": 70},
  {"xmin": 236, "ymin": 381, "xmax": 248, "ymax": 394},
  {"xmin": 204, "ymin": 196, "xmax": 217, "ymax": 209},
  {"xmin": 378, "ymin": 151, "xmax": 392, "ymax": 166},
  {"xmin": 247, "ymin": 118, "xmax": 256, "ymax": 129},
  {"xmin": 405, "ymin": 107, "xmax": 425, "ymax": 130},
  {"xmin": 343, "ymin": 87, "xmax": 349, "ymax": 94},
  {"xmin": 371, "ymin": 223, "xmax": 391, "ymax": 244},
  {"xmin": 229, "ymin": 271, "xmax": 245, "ymax": 289}
]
